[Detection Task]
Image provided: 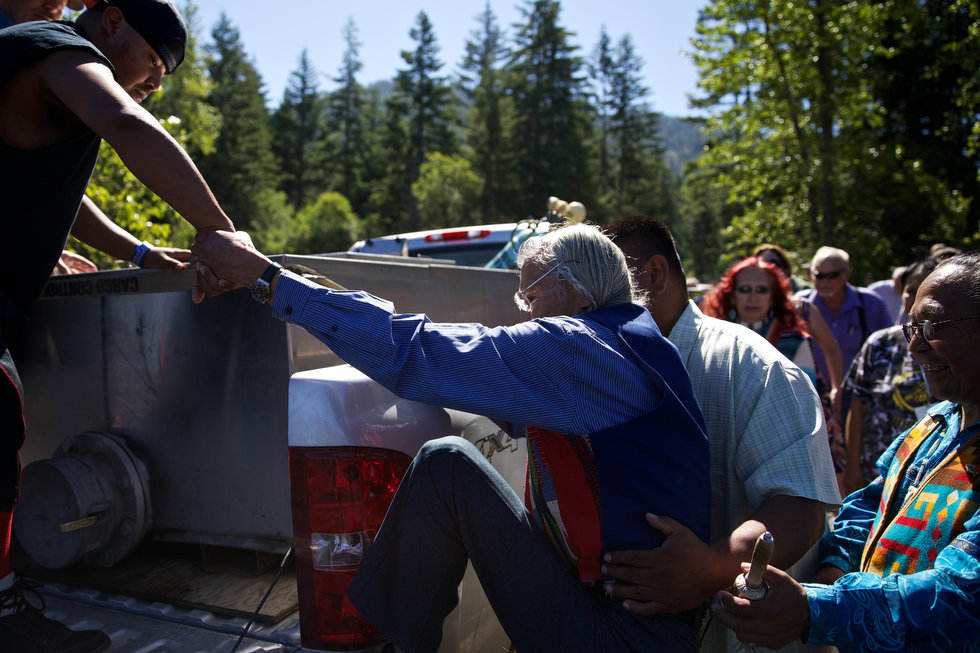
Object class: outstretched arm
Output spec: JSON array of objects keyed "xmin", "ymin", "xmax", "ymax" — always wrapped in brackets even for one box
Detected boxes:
[{"xmin": 43, "ymin": 51, "xmax": 233, "ymax": 233}]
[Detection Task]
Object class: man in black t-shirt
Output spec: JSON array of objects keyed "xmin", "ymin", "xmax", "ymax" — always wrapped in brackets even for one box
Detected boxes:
[{"xmin": 0, "ymin": 3, "xmax": 236, "ymax": 650}]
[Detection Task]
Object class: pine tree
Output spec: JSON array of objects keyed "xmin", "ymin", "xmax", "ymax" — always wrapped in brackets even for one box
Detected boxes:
[
  {"xmin": 507, "ymin": 0, "xmax": 595, "ymax": 217},
  {"xmin": 271, "ymin": 50, "xmax": 326, "ymax": 210},
  {"xmin": 200, "ymin": 13, "xmax": 278, "ymax": 230},
  {"xmin": 386, "ymin": 11, "xmax": 458, "ymax": 229},
  {"xmin": 605, "ymin": 34, "xmax": 671, "ymax": 219},
  {"xmin": 460, "ymin": 3, "xmax": 512, "ymax": 222},
  {"xmin": 367, "ymin": 90, "xmax": 414, "ymax": 233},
  {"xmin": 397, "ymin": 12, "xmax": 458, "ymax": 174},
  {"xmin": 326, "ymin": 18, "xmax": 367, "ymax": 215},
  {"xmin": 589, "ymin": 27, "xmax": 615, "ymax": 202}
]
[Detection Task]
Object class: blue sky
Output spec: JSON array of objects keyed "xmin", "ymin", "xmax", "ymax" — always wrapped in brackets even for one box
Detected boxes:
[{"xmin": 187, "ymin": 1, "xmax": 705, "ymax": 118}]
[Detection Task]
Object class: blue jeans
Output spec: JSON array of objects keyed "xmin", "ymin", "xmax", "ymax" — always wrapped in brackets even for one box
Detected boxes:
[{"xmin": 347, "ymin": 436, "xmax": 696, "ymax": 653}]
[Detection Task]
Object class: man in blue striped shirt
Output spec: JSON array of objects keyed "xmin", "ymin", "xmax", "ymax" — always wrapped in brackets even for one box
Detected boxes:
[{"xmin": 192, "ymin": 223, "xmax": 711, "ymax": 652}]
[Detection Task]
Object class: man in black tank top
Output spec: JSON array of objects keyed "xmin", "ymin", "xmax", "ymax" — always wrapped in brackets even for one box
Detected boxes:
[{"xmin": 0, "ymin": 3, "xmax": 237, "ymax": 650}]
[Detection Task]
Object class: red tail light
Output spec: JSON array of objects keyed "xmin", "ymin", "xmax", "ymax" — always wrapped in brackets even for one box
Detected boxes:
[
  {"xmin": 424, "ymin": 228, "xmax": 491, "ymax": 242},
  {"xmin": 289, "ymin": 446, "xmax": 411, "ymax": 651}
]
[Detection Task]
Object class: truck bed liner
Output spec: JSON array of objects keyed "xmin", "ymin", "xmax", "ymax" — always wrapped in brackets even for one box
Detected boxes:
[{"xmin": 36, "ymin": 582, "xmax": 302, "ymax": 652}]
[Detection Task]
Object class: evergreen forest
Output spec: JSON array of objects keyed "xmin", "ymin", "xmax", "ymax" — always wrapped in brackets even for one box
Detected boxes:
[{"xmin": 76, "ymin": 0, "xmax": 980, "ymax": 282}]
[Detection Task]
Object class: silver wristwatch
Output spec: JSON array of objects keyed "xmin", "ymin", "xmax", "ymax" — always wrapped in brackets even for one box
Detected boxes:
[{"xmin": 250, "ymin": 263, "xmax": 282, "ymax": 303}]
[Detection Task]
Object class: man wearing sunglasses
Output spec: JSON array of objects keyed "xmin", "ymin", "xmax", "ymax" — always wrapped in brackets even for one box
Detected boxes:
[
  {"xmin": 714, "ymin": 250, "xmax": 980, "ymax": 652},
  {"xmin": 796, "ymin": 247, "xmax": 892, "ymax": 394},
  {"xmin": 191, "ymin": 223, "xmax": 711, "ymax": 652}
]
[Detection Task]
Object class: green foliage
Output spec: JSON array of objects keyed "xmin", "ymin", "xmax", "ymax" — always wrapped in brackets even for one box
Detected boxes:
[
  {"xmin": 76, "ymin": 2, "xmax": 691, "ymax": 266},
  {"xmin": 667, "ymin": 155, "xmax": 738, "ymax": 281},
  {"xmin": 380, "ymin": 11, "xmax": 459, "ymax": 231},
  {"xmin": 80, "ymin": 0, "xmax": 980, "ymax": 282},
  {"xmin": 365, "ymin": 90, "xmax": 415, "ymax": 234},
  {"xmin": 412, "ymin": 153, "xmax": 482, "ymax": 228},
  {"xmin": 145, "ymin": 1, "xmax": 220, "ymax": 160},
  {"xmin": 66, "ymin": 0, "xmax": 980, "ymax": 284},
  {"xmin": 685, "ymin": 0, "xmax": 980, "ymax": 280},
  {"xmin": 287, "ymin": 192, "xmax": 363, "ymax": 255},
  {"xmin": 246, "ymin": 188, "xmax": 295, "ymax": 253},
  {"xmin": 74, "ymin": 1, "xmax": 216, "ymax": 267},
  {"xmin": 588, "ymin": 32, "xmax": 673, "ymax": 222}
]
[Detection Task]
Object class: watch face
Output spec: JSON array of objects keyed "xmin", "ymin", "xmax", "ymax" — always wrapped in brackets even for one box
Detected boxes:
[{"xmin": 250, "ymin": 279, "xmax": 270, "ymax": 303}]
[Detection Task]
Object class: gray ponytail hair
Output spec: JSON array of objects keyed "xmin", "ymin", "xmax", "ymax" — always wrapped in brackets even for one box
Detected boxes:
[{"xmin": 516, "ymin": 223, "xmax": 636, "ymax": 311}]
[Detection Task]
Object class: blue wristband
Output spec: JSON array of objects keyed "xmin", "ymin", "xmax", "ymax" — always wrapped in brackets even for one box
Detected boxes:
[{"xmin": 131, "ymin": 241, "xmax": 152, "ymax": 267}]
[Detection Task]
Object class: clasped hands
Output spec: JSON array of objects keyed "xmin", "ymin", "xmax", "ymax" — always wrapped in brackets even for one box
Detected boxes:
[{"xmin": 189, "ymin": 229, "xmax": 271, "ymax": 303}]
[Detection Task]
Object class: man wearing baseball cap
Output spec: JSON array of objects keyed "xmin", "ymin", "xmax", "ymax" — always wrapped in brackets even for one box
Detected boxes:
[
  {"xmin": 0, "ymin": 2, "xmax": 235, "ymax": 650},
  {"xmin": 81, "ymin": 0, "xmax": 186, "ymax": 74}
]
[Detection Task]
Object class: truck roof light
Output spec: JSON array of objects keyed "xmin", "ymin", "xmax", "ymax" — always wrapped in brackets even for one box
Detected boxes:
[{"xmin": 424, "ymin": 228, "xmax": 491, "ymax": 243}]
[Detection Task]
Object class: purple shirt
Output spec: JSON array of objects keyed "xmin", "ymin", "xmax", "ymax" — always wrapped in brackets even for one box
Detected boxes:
[
  {"xmin": 797, "ymin": 284, "xmax": 893, "ymax": 385},
  {"xmin": 867, "ymin": 278, "xmax": 904, "ymax": 325}
]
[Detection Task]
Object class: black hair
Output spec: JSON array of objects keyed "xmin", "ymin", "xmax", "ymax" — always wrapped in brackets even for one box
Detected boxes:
[
  {"xmin": 901, "ymin": 258, "xmax": 938, "ymax": 289},
  {"xmin": 752, "ymin": 243, "xmax": 793, "ymax": 274},
  {"xmin": 602, "ymin": 215, "xmax": 686, "ymax": 278}
]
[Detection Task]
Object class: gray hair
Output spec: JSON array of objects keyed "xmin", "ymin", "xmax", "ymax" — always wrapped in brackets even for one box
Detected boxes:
[
  {"xmin": 516, "ymin": 223, "xmax": 636, "ymax": 311},
  {"xmin": 810, "ymin": 246, "xmax": 850, "ymax": 272}
]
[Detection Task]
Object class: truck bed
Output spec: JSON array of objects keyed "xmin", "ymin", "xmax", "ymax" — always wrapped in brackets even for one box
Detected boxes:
[{"xmin": 36, "ymin": 583, "xmax": 302, "ymax": 652}]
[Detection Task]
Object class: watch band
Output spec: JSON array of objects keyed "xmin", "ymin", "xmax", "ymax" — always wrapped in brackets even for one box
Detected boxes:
[{"xmin": 259, "ymin": 262, "xmax": 282, "ymax": 284}]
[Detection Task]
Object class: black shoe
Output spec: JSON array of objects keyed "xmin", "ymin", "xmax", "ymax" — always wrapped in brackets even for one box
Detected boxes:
[{"xmin": 0, "ymin": 578, "xmax": 110, "ymax": 653}]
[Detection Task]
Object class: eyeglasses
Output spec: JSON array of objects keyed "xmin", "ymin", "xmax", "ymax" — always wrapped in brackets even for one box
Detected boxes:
[
  {"xmin": 813, "ymin": 269, "xmax": 844, "ymax": 280},
  {"xmin": 902, "ymin": 316, "xmax": 980, "ymax": 342},
  {"xmin": 514, "ymin": 262, "xmax": 563, "ymax": 312},
  {"xmin": 735, "ymin": 284, "xmax": 771, "ymax": 295}
]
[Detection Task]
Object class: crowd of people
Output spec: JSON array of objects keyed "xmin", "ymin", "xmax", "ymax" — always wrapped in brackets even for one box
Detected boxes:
[{"xmin": 0, "ymin": 1, "xmax": 977, "ymax": 652}]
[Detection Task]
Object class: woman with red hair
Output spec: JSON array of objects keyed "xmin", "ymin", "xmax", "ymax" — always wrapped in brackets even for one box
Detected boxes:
[
  {"xmin": 704, "ymin": 256, "xmax": 845, "ymax": 477},
  {"xmin": 703, "ymin": 257, "xmax": 818, "ymax": 382}
]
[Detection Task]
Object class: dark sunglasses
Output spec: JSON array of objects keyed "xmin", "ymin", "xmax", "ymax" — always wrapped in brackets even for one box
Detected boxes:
[
  {"xmin": 902, "ymin": 316, "xmax": 980, "ymax": 342},
  {"xmin": 813, "ymin": 269, "xmax": 844, "ymax": 280},
  {"xmin": 735, "ymin": 284, "xmax": 771, "ymax": 295}
]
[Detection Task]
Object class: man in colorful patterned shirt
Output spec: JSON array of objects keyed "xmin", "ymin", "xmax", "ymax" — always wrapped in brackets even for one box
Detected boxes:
[
  {"xmin": 713, "ymin": 251, "xmax": 980, "ymax": 652},
  {"xmin": 841, "ymin": 257, "xmax": 946, "ymax": 494}
]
